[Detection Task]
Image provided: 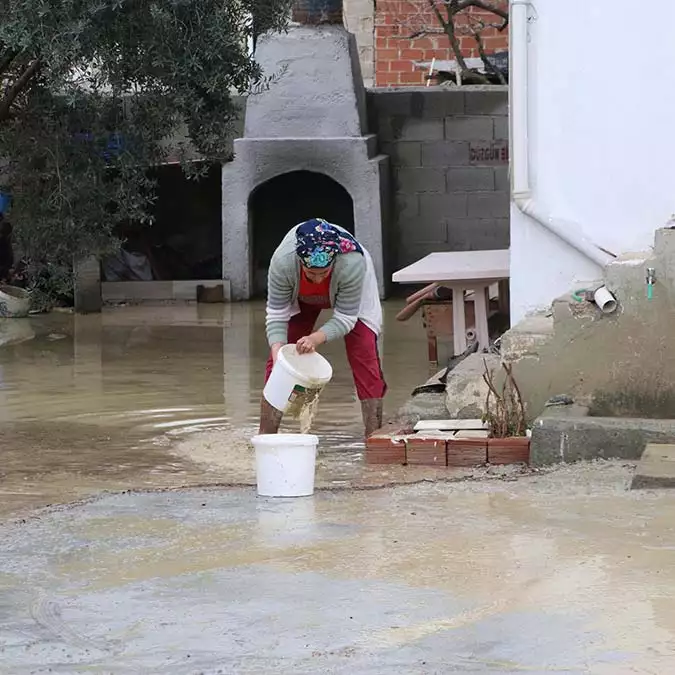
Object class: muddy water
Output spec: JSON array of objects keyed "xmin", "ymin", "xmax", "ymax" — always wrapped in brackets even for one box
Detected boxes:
[{"xmin": 0, "ymin": 302, "xmax": 434, "ymax": 519}]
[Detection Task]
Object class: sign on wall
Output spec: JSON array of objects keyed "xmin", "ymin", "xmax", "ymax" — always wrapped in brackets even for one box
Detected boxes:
[{"xmin": 469, "ymin": 142, "xmax": 509, "ymax": 164}]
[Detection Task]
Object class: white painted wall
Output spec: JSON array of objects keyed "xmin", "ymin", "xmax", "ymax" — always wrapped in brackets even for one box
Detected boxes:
[{"xmin": 510, "ymin": 0, "xmax": 675, "ymax": 322}]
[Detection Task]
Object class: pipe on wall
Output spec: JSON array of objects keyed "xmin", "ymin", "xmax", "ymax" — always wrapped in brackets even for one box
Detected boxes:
[{"xmin": 510, "ymin": 0, "xmax": 616, "ymax": 269}]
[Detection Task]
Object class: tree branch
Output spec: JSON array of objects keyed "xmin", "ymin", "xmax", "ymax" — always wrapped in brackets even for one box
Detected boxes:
[
  {"xmin": 0, "ymin": 59, "xmax": 41, "ymax": 121},
  {"xmin": 427, "ymin": 0, "xmax": 448, "ymax": 30},
  {"xmin": 435, "ymin": 0, "xmax": 468, "ymax": 72},
  {"xmin": 472, "ymin": 28, "xmax": 506, "ymax": 84},
  {"xmin": 456, "ymin": 0, "xmax": 508, "ymax": 21},
  {"xmin": 0, "ymin": 49, "xmax": 20, "ymax": 77},
  {"xmin": 407, "ymin": 29, "xmax": 446, "ymax": 38}
]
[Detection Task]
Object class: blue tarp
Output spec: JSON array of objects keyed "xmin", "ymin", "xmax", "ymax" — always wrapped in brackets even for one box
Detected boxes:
[{"xmin": 0, "ymin": 192, "xmax": 11, "ymax": 215}]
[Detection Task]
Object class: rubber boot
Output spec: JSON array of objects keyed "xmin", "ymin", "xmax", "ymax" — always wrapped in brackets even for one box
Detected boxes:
[
  {"xmin": 360, "ymin": 398, "xmax": 383, "ymax": 439},
  {"xmin": 259, "ymin": 397, "xmax": 283, "ymax": 435}
]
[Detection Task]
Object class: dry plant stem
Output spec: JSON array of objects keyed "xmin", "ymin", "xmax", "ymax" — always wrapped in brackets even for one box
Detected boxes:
[
  {"xmin": 483, "ymin": 359, "xmax": 526, "ymax": 438},
  {"xmin": 503, "ymin": 362, "xmax": 526, "ymax": 435}
]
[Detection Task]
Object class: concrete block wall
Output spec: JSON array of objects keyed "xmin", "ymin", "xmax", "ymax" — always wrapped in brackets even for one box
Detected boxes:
[{"xmin": 367, "ymin": 86, "xmax": 509, "ymax": 269}]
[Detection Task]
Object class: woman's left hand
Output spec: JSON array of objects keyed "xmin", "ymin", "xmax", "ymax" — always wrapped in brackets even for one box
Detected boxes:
[{"xmin": 296, "ymin": 331, "xmax": 326, "ymax": 354}]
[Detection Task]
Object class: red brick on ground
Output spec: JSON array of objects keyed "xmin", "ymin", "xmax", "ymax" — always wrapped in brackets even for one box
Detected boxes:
[
  {"xmin": 405, "ymin": 437, "xmax": 447, "ymax": 466},
  {"xmin": 447, "ymin": 438, "xmax": 487, "ymax": 467},
  {"xmin": 487, "ymin": 437, "xmax": 530, "ymax": 465},
  {"xmin": 365, "ymin": 423, "xmax": 412, "ymax": 465}
]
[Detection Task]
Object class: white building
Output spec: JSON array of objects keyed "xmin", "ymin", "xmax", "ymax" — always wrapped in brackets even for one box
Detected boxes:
[{"xmin": 509, "ymin": 0, "xmax": 675, "ymax": 323}]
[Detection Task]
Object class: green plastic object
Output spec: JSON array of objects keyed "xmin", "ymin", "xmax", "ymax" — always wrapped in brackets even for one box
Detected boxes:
[
  {"xmin": 571, "ymin": 289, "xmax": 587, "ymax": 303},
  {"xmin": 648, "ymin": 283, "xmax": 654, "ymax": 300}
]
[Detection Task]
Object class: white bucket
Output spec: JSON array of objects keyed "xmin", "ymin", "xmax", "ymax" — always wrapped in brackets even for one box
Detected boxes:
[
  {"xmin": 0, "ymin": 284, "xmax": 30, "ymax": 318},
  {"xmin": 251, "ymin": 433, "xmax": 319, "ymax": 497},
  {"xmin": 263, "ymin": 344, "xmax": 333, "ymax": 413}
]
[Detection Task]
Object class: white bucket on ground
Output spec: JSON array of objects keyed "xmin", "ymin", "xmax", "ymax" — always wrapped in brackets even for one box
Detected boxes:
[
  {"xmin": 251, "ymin": 433, "xmax": 319, "ymax": 497},
  {"xmin": 263, "ymin": 344, "xmax": 333, "ymax": 413},
  {"xmin": 0, "ymin": 284, "xmax": 30, "ymax": 318}
]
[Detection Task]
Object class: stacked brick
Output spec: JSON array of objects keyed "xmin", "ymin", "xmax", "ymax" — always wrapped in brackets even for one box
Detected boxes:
[
  {"xmin": 374, "ymin": 0, "xmax": 509, "ymax": 86},
  {"xmin": 366, "ymin": 425, "xmax": 530, "ymax": 466}
]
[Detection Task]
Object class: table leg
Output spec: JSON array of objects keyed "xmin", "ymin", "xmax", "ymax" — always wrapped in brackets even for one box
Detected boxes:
[
  {"xmin": 498, "ymin": 279, "xmax": 510, "ymax": 320},
  {"xmin": 474, "ymin": 284, "xmax": 490, "ymax": 352},
  {"xmin": 451, "ymin": 286, "xmax": 467, "ymax": 356},
  {"xmin": 427, "ymin": 334, "xmax": 438, "ymax": 367}
]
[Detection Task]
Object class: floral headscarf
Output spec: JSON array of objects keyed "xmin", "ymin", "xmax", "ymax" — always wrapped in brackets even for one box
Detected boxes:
[{"xmin": 295, "ymin": 218, "xmax": 363, "ymax": 269}]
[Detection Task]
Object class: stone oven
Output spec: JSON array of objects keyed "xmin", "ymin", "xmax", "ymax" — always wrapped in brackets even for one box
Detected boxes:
[{"xmin": 221, "ymin": 1, "xmax": 390, "ymax": 299}]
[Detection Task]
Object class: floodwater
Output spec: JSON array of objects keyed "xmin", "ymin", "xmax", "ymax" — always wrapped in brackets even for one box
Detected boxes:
[
  {"xmin": 3, "ymin": 304, "xmax": 675, "ymax": 672},
  {"xmin": 0, "ymin": 302, "xmax": 441, "ymax": 520}
]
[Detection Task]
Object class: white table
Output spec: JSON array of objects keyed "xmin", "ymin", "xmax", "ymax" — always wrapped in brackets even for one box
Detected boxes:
[{"xmin": 392, "ymin": 250, "xmax": 510, "ymax": 356}]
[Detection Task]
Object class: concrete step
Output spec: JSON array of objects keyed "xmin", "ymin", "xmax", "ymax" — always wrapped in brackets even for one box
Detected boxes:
[
  {"xmin": 631, "ymin": 443, "xmax": 675, "ymax": 489},
  {"xmin": 499, "ymin": 313, "xmax": 554, "ymax": 362},
  {"xmin": 604, "ymin": 251, "xmax": 654, "ymax": 312}
]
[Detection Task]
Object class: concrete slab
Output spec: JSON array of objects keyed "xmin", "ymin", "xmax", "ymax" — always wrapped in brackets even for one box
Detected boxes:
[
  {"xmin": 632, "ymin": 443, "xmax": 675, "ymax": 489},
  {"xmin": 101, "ymin": 280, "xmax": 231, "ymax": 303},
  {"xmin": 453, "ymin": 429, "xmax": 489, "ymax": 439},
  {"xmin": 2, "ymin": 467, "xmax": 675, "ymax": 673},
  {"xmin": 531, "ymin": 411, "xmax": 675, "ymax": 466},
  {"xmin": 413, "ymin": 419, "xmax": 486, "ymax": 431}
]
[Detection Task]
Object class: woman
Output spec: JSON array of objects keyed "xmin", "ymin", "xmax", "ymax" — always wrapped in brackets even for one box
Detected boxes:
[{"xmin": 260, "ymin": 218, "xmax": 385, "ymax": 438}]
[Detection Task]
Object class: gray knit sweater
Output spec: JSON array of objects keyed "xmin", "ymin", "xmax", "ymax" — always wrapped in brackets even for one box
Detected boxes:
[{"xmin": 266, "ymin": 225, "xmax": 368, "ymax": 346}]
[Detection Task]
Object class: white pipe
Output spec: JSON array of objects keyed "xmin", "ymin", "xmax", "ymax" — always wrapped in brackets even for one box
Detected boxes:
[
  {"xmin": 510, "ymin": 1, "xmax": 530, "ymax": 197},
  {"xmin": 593, "ymin": 285, "xmax": 617, "ymax": 314},
  {"xmin": 593, "ymin": 286, "xmax": 617, "ymax": 314},
  {"xmin": 510, "ymin": 0, "xmax": 616, "ymax": 269}
]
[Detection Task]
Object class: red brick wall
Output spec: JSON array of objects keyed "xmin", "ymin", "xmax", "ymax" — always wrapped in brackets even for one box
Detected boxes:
[{"xmin": 374, "ymin": 0, "xmax": 508, "ymax": 86}]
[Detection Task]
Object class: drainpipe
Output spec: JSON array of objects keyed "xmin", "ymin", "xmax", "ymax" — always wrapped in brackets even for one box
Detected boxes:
[{"xmin": 510, "ymin": 0, "xmax": 616, "ymax": 268}]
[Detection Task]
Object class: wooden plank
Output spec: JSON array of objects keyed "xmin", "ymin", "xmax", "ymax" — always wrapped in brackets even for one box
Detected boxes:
[{"xmin": 414, "ymin": 419, "xmax": 487, "ymax": 432}]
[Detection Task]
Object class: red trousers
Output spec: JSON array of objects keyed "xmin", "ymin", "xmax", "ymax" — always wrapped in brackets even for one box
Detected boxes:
[{"xmin": 265, "ymin": 304, "xmax": 387, "ymax": 401}]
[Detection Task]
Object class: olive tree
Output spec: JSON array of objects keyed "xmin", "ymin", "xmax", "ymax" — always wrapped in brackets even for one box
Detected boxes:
[{"xmin": 0, "ymin": 0, "xmax": 290, "ymax": 296}]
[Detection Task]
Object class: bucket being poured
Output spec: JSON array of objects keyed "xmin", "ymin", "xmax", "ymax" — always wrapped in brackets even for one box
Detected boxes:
[
  {"xmin": 251, "ymin": 433, "xmax": 319, "ymax": 497},
  {"xmin": 263, "ymin": 344, "xmax": 333, "ymax": 413}
]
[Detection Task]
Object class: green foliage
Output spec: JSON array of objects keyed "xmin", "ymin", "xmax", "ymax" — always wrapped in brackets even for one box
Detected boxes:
[{"xmin": 0, "ymin": 0, "xmax": 291, "ymax": 297}]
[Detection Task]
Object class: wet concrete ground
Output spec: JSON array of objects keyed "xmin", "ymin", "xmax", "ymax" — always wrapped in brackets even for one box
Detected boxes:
[
  {"xmin": 2, "ymin": 463, "xmax": 675, "ymax": 673},
  {"xmin": 2, "ymin": 304, "xmax": 675, "ymax": 672}
]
